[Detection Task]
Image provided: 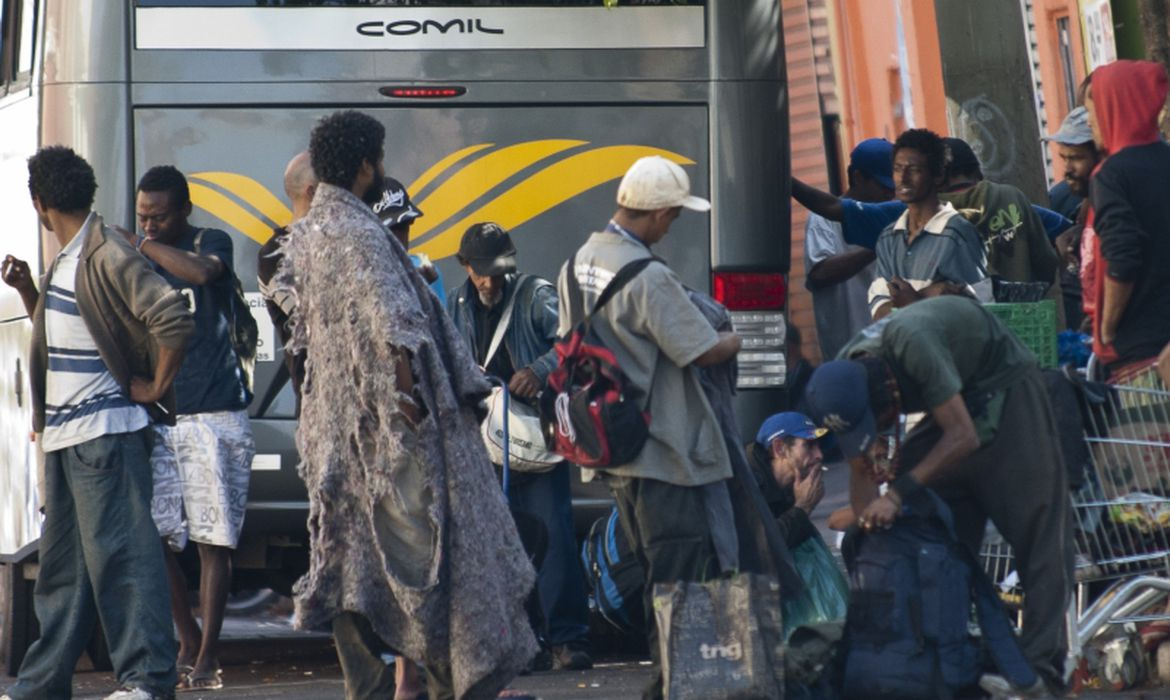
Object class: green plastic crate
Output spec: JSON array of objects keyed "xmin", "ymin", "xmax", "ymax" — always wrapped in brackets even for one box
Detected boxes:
[{"xmin": 984, "ymin": 301, "xmax": 1059, "ymax": 368}]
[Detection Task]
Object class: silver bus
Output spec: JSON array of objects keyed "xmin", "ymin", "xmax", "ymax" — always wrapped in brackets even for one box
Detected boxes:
[{"xmin": 0, "ymin": 0, "xmax": 789, "ymax": 671}]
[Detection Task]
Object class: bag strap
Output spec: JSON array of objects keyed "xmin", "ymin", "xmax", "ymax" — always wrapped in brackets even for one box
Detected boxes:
[
  {"xmin": 565, "ymin": 253, "xmax": 657, "ymax": 328},
  {"xmin": 958, "ymin": 543, "xmax": 1041, "ymax": 689},
  {"xmin": 483, "ymin": 275, "xmax": 525, "ymax": 368}
]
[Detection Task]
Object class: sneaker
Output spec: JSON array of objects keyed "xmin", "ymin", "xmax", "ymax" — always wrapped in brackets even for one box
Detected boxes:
[
  {"xmin": 552, "ymin": 643, "xmax": 593, "ymax": 671},
  {"xmin": 979, "ymin": 673, "xmax": 1053, "ymax": 699},
  {"xmin": 104, "ymin": 687, "xmax": 175, "ymax": 700}
]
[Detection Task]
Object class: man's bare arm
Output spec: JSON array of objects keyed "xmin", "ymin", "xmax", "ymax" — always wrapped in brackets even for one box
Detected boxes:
[
  {"xmin": 792, "ymin": 178, "xmax": 845, "ymax": 222},
  {"xmin": 1100, "ymin": 276, "xmax": 1135, "ymax": 347},
  {"xmin": 129, "ymin": 344, "xmax": 186, "ymax": 404},
  {"xmin": 138, "ymin": 238, "xmax": 226, "ymax": 286},
  {"xmin": 806, "ymin": 248, "xmax": 876, "ymax": 289},
  {"xmin": 693, "ymin": 331, "xmax": 742, "ymax": 368}
]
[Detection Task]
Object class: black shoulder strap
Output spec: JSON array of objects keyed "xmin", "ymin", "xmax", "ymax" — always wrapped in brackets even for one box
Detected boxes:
[
  {"xmin": 959, "ymin": 544, "xmax": 1041, "ymax": 689},
  {"xmin": 592, "ymin": 257, "xmax": 656, "ymax": 317}
]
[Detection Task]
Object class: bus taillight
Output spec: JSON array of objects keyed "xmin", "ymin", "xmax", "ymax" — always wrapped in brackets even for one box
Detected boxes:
[
  {"xmin": 712, "ymin": 272, "xmax": 786, "ymax": 311},
  {"xmin": 714, "ymin": 272, "xmax": 787, "ymax": 389},
  {"xmin": 379, "ymin": 86, "xmax": 467, "ymax": 99}
]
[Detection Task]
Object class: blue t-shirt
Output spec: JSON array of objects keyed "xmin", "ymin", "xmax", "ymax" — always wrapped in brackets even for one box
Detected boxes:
[
  {"xmin": 410, "ymin": 253, "xmax": 446, "ymax": 304},
  {"xmin": 150, "ymin": 226, "xmax": 248, "ymax": 415}
]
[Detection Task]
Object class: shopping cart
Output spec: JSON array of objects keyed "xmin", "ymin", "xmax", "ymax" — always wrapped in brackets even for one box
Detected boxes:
[{"xmin": 979, "ymin": 358, "xmax": 1170, "ymax": 691}]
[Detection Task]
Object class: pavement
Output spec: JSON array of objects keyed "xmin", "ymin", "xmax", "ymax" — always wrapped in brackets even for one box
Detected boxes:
[{"xmin": 39, "ymin": 461, "xmax": 1170, "ymax": 698}]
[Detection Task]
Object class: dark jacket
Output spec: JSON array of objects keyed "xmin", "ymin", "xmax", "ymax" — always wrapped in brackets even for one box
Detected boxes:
[
  {"xmin": 745, "ymin": 441, "xmax": 819, "ymax": 550},
  {"xmin": 447, "ymin": 273, "xmax": 559, "ymax": 383},
  {"xmin": 30, "ymin": 213, "xmax": 194, "ymax": 431}
]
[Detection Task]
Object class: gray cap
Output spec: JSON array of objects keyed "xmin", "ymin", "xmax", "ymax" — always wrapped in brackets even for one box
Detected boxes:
[{"xmin": 1042, "ymin": 107, "xmax": 1094, "ymax": 145}]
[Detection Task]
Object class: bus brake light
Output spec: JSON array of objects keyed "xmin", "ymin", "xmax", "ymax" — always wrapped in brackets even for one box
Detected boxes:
[
  {"xmin": 380, "ymin": 86, "xmax": 467, "ymax": 99},
  {"xmin": 712, "ymin": 272, "xmax": 786, "ymax": 311}
]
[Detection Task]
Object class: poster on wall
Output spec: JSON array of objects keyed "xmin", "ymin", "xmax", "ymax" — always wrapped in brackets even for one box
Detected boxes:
[{"xmin": 1082, "ymin": 0, "xmax": 1118, "ymax": 71}]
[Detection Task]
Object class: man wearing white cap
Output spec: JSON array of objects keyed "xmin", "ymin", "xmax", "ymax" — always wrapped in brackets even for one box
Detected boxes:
[{"xmin": 556, "ymin": 155, "xmax": 741, "ymax": 700}]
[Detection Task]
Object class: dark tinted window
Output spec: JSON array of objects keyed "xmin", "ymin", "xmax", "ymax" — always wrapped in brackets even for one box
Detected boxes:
[{"xmin": 137, "ymin": 2, "xmax": 704, "ymax": 6}]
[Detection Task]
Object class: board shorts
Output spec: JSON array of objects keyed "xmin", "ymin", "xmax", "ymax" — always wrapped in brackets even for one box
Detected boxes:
[{"xmin": 150, "ymin": 409, "xmax": 254, "ymax": 550}]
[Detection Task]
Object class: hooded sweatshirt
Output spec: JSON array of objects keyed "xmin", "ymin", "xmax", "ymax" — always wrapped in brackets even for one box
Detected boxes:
[{"xmin": 1087, "ymin": 60, "xmax": 1170, "ymax": 367}]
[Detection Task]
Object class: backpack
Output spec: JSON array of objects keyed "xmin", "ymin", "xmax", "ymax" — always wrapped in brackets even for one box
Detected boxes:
[
  {"xmin": 195, "ymin": 229, "xmax": 259, "ymax": 403},
  {"xmin": 580, "ymin": 506, "xmax": 645, "ymax": 635},
  {"xmin": 539, "ymin": 254, "xmax": 653, "ymax": 468},
  {"xmin": 839, "ymin": 489, "xmax": 1038, "ymax": 700}
]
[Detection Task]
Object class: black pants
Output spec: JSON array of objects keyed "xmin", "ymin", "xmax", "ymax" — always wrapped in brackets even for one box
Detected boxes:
[
  {"xmin": 609, "ymin": 476, "xmax": 719, "ymax": 700},
  {"xmin": 901, "ymin": 367, "xmax": 1074, "ymax": 686}
]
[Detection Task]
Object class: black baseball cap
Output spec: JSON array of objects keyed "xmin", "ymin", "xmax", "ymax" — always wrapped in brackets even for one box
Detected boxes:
[
  {"xmin": 371, "ymin": 176, "xmax": 423, "ymax": 228},
  {"xmin": 457, "ymin": 222, "xmax": 517, "ymax": 276},
  {"xmin": 944, "ymin": 138, "xmax": 982, "ymax": 177}
]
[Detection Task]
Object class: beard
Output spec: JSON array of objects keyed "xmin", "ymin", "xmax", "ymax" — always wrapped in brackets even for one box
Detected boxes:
[
  {"xmin": 478, "ymin": 288, "xmax": 504, "ymax": 308},
  {"xmin": 362, "ymin": 169, "xmax": 386, "ymax": 207}
]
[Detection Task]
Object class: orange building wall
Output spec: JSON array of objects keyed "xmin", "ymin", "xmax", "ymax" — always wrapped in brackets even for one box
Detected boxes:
[
  {"xmin": 828, "ymin": 0, "xmax": 948, "ymax": 149},
  {"xmin": 1033, "ymin": 0, "xmax": 1089, "ymax": 183},
  {"xmin": 783, "ymin": 0, "xmax": 831, "ymax": 363}
]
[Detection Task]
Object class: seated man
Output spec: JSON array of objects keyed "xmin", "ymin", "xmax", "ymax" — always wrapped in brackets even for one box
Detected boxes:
[
  {"xmin": 745, "ymin": 412, "xmax": 826, "ymax": 549},
  {"xmin": 866, "ymin": 128, "xmax": 990, "ymax": 318}
]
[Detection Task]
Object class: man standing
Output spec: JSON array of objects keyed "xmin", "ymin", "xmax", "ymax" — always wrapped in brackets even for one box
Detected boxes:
[
  {"xmin": 804, "ymin": 138, "xmax": 891, "ymax": 359},
  {"xmin": 1, "ymin": 146, "xmax": 192, "ymax": 700},
  {"xmin": 803, "ymin": 296, "xmax": 1073, "ymax": 696},
  {"xmin": 373, "ymin": 177, "xmax": 446, "ymax": 304},
  {"xmin": 270, "ymin": 110, "xmax": 536, "ymax": 699},
  {"xmin": 557, "ymin": 155, "xmax": 741, "ymax": 700},
  {"xmin": 1042, "ymin": 107, "xmax": 1100, "ymax": 330},
  {"xmin": 865, "ymin": 129, "xmax": 990, "ymax": 318},
  {"xmin": 447, "ymin": 222, "xmax": 592, "ymax": 671},
  {"xmin": 132, "ymin": 165, "xmax": 255, "ymax": 692},
  {"xmin": 1084, "ymin": 60, "xmax": 1170, "ymax": 373}
]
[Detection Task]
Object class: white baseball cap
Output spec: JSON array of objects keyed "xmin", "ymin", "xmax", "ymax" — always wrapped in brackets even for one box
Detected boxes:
[{"xmin": 616, "ymin": 156, "xmax": 711, "ymax": 212}]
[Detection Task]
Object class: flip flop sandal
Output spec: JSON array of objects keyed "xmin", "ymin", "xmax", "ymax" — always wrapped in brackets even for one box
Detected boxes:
[
  {"xmin": 177, "ymin": 669, "xmax": 224, "ymax": 693},
  {"xmin": 496, "ymin": 690, "xmax": 537, "ymax": 700}
]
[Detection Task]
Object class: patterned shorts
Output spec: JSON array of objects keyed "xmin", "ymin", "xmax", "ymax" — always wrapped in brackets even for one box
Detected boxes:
[{"xmin": 150, "ymin": 409, "xmax": 255, "ymax": 549}]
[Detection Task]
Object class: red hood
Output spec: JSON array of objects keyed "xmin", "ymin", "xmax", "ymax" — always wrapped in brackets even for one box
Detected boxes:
[{"xmin": 1091, "ymin": 60, "xmax": 1168, "ymax": 154}]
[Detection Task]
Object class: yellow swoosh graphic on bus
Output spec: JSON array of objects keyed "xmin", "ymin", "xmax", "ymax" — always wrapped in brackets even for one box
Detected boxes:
[
  {"xmin": 189, "ymin": 182, "xmax": 277, "ymax": 245},
  {"xmin": 412, "ymin": 144, "xmax": 694, "ymax": 260},
  {"xmin": 191, "ymin": 172, "xmax": 293, "ymax": 230},
  {"xmin": 406, "ymin": 143, "xmax": 494, "ymax": 196},
  {"xmin": 409, "ymin": 139, "xmax": 587, "ymax": 239},
  {"xmin": 188, "ymin": 140, "xmax": 696, "ymax": 254}
]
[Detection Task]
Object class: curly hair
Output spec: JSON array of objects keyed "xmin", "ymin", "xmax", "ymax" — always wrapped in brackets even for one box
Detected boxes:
[
  {"xmin": 27, "ymin": 146, "xmax": 97, "ymax": 213},
  {"xmin": 309, "ymin": 110, "xmax": 386, "ymax": 189},
  {"xmin": 892, "ymin": 128, "xmax": 946, "ymax": 177},
  {"xmin": 137, "ymin": 165, "xmax": 190, "ymax": 208}
]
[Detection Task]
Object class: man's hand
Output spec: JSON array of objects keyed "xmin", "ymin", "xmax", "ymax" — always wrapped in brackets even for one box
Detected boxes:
[
  {"xmin": 1054, "ymin": 228, "xmax": 1079, "ymax": 270},
  {"xmin": 129, "ymin": 375, "xmax": 164, "ymax": 404},
  {"xmin": 508, "ymin": 368, "xmax": 543, "ymax": 399},
  {"xmin": 793, "ymin": 466, "xmax": 824, "ymax": 514},
  {"xmin": 887, "ymin": 276, "xmax": 922, "ymax": 308},
  {"xmin": 920, "ymin": 280, "xmax": 972, "ymax": 299},
  {"xmin": 858, "ymin": 492, "xmax": 900, "ymax": 531},
  {"xmin": 2, "ymin": 255, "xmax": 34, "ymax": 293}
]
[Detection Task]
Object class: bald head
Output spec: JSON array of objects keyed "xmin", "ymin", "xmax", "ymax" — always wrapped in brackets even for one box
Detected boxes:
[{"xmin": 283, "ymin": 150, "xmax": 317, "ymax": 222}]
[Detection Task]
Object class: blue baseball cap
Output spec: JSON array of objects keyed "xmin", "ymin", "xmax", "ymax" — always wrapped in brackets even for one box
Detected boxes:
[
  {"xmin": 802, "ymin": 360, "xmax": 877, "ymax": 459},
  {"xmin": 849, "ymin": 138, "xmax": 895, "ymax": 191},
  {"xmin": 755, "ymin": 412, "xmax": 828, "ymax": 447}
]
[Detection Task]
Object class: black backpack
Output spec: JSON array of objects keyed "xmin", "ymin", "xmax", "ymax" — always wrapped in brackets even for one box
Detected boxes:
[
  {"xmin": 540, "ymin": 254, "xmax": 654, "ymax": 468},
  {"xmin": 839, "ymin": 490, "xmax": 1038, "ymax": 700},
  {"xmin": 580, "ymin": 507, "xmax": 645, "ymax": 635}
]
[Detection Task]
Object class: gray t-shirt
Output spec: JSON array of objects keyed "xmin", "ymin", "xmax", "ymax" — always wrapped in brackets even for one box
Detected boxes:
[
  {"xmin": 804, "ymin": 213, "xmax": 876, "ymax": 360},
  {"xmin": 557, "ymin": 230, "xmax": 731, "ymax": 487}
]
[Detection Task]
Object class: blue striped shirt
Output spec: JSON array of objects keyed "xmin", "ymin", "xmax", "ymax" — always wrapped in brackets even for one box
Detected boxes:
[{"xmin": 41, "ymin": 214, "xmax": 148, "ymax": 451}]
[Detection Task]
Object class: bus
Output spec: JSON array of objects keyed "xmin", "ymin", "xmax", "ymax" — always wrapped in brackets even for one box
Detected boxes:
[{"xmin": 0, "ymin": 0, "xmax": 789, "ymax": 671}]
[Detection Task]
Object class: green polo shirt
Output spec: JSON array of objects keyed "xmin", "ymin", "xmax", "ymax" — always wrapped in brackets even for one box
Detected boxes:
[{"xmin": 840, "ymin": 296, "xmax": 1036, "ymax": 441}]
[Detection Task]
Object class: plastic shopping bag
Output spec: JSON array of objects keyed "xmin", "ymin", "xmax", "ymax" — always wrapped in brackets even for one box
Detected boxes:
[
  {"xmin": 653, "ymin": 573, "xmax": 785, "ymax": 700},
  {"xmin": 782, "ymin": 536, "xmax": 848, "ymax": 637}
]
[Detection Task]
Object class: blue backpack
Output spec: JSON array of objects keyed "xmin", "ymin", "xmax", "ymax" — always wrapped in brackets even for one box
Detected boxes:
[
  {"xmin": 580, "ymin": 507, "xmax": 645, "ymax": 635},
  {"xmin": 839, "ymin": 490, "xmax": 1038, "ymax": 700}
]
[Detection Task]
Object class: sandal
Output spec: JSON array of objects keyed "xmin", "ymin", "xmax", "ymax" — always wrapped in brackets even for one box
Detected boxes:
[
  {"xmin": 496, "ymin": 690, "xmax": 536, "ymax": 699},
  {"xmin": 177, "ymin": 669, "xmax": 224, "ymax": 693}
]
